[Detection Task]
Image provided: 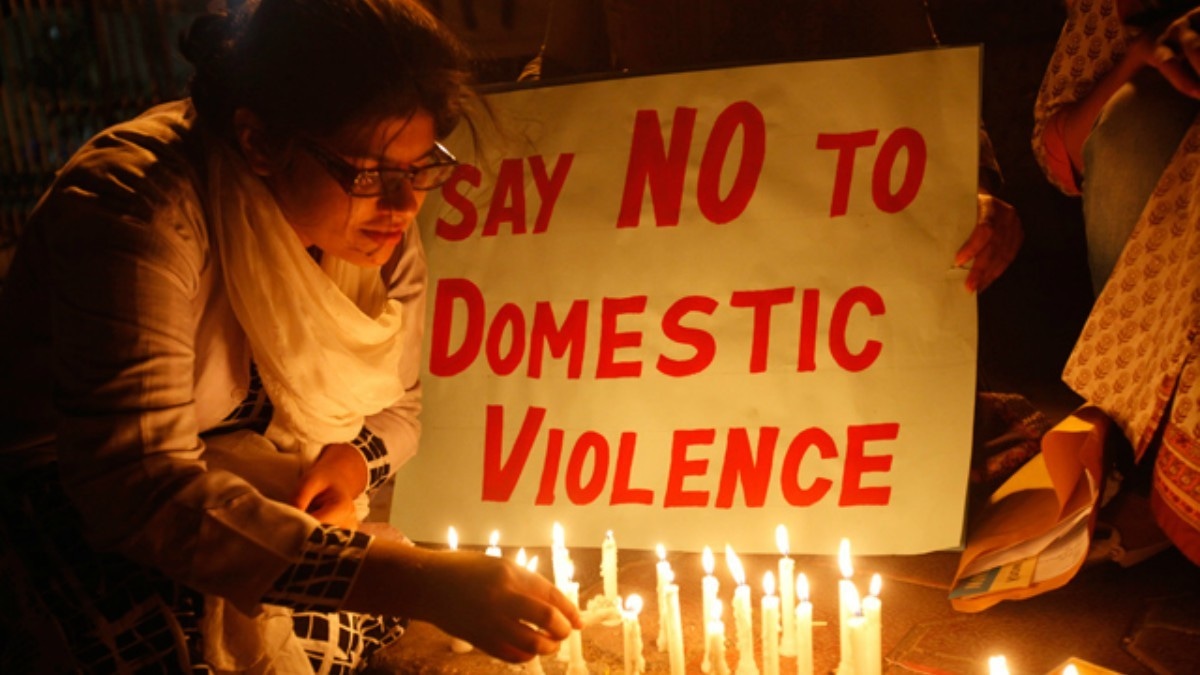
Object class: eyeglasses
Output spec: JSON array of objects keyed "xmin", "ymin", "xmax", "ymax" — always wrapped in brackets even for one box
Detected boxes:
[{"xmin": 297, "ymin": 138, "xmax": 459, "ymax": 196}]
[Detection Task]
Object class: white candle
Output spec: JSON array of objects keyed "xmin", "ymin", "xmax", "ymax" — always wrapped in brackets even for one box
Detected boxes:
[
  {"xmin": 552, "ymin": 522, "xmax": 570, "ymax": 589},
  {"xmin": 446, "ymin": 527, "xmax": 473, "ymax": 654},
  {"xmin": 707, "ymin": 600, "xmax": 730, "ymax": 675},
  {"xmin": 655, "ymin": 544, "xmax": 671, "ymax": 652},
  {"xmin": 522, "ymin": 554, "xmax": 545, "ymax": 673},
  {"xmin": 725, "ymin": 545, "xmax": 759, "ymax": 675},
  {"xmin": 861, "ymin": 574, "xmax": 882, "ymax": 675},
  {"xmin": 848, "ymin": 602, "xmax": 867, "ymax": 675},
  {"xmin": 776, "ymin": 525, "xmax": 796, "ymax": 657},
  {"xmin": 622, "ymin": 594, "xmax": 647, "ymax": 675},
  {"xmin": 563, "ymin": 562, "xmax": 587, "ymax": 675},
  {"xmin": 761, "ymin": 571, "xmax": 781, "ymax": 675},
  {"xmin": 665, "ymin": 581, "xmax": 685, "ymax": 675},
  {"xmin": 988, "ymin": 655, "xmax": 1010, "ymax": 675},
  {"xmin": 837, "ymin": 539, "xmax": 856, "ymax": 675},
  {"xmin": 840, "ymin": 577, "xmax": 861, "ymax": 675},
  {"xmin": 701, "ymin": 546, "xmax": 719, "ymax": 672},
  {"xmin": 486, "ymin": 529, "xmax": 502, "ymax": 557},
  {"xmin": 795, "ymin": 574, "xmax": 813, "ymax": 675},
  {"xmin": 602, "ymin": 530, "xmax": 619, "ymax": 600}
]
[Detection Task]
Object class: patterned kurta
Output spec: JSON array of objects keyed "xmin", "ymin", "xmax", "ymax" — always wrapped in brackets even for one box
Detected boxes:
[{"xmin": 1032, "ymin": 0, "xmax": 1200, "ymax": 564}]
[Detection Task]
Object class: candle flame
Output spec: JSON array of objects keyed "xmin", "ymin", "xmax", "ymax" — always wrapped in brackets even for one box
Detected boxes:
[
  {"xmin": 625, "ymin": 594, "xmax": 644, "ymax": 616},
  {"xmin": 656, "ymin": 543, "xmax": 666, "ymax": 561},
  {"xmin": 702, "ymin": 546, "xmax": 715, "ymax": 575},
  {"xmin": 838, "ymin": 538, "xmax": 853, "ymax": 578},
  {"xmin": 775, "ymin": 524, "xmax": 789, "ymax": 556},
  {"xmin": 869, "ymin": 573, "xmax": 882, "ymax": 598},
  {"xmin": 526, "ymin": 555, "xmax": 539, "ymax": 573},
  {"xmin": 797, "ymin": 573, "xmax": 810, "ymax": 602},
  {"xmin": 447, "ymin": 526, "xmax": 458, "ymax": 551},
  {"xmin": 515, "ymin": 548, "xmax": 527, "ymax": 567},
  {"xmin": 1062, "ymin": 665, "xmax": 1079, "ymax": 675},
  {"xmin": 605, "ymin": 529, "xmax": 614, "ymax": 543},
  {"xmin": 552, "ymin": 522, "xmax": 565, "ymax": 547},
  {"xmin": 489, "ymin": 530, "xmax": 500, "ymax": 547},
  {"xmin": 763, "ymin": 570, "xmax": 776, "ymax": 596},
  {"xmin": 724, "ymin": 544, "xmax": 746, "ymax": 586},
  {"xmin": 988, "ymin": 656, "xmax": 1010, "ymax": 675}
]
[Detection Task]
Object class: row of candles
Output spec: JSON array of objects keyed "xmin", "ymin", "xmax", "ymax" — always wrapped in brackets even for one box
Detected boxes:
[{"xmin": 450, "ymin": 523, "xmax": 883, "ymax": 674}]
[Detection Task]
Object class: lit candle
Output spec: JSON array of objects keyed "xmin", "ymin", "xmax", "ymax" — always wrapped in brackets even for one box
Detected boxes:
[
  {"xmin": 665, "ymin": 578, "xmax": 685, "ymax": 675},
  {"xmin": 847, "ymin": 591, "xmax": 867, "ymax": 675},
  {"xmin": 655, "ymin": 544, "xmax": 671, "ymax": 652},
  {"xmin": 776, "ymin": 525, "xmax": 796, "ymax": 657},
  {"xmin": 552, "ymin": 522, "xmax": 570, "ymax": 590},
  {"xmin": 795, "ymin": 573, "xmax": 813, "ymax": 675},
  {"xmin": 1062, "ymin": 665, "xmax": 1080, "ymax": 675},
  {"xmin": 486, "ymin": 529, "xmax": 502, "ymax": 558},
  {"xmin": 563, "ymin": 561, "xmax": 588, "ymax": 675},
  {"xmin": 861, "ymin": 574, "xmax": 882, "ymax": 675},
  {"xmin": 701, "ymin": 546, "xmax": 719, "ymax": 672},
  {"xmin": 988, "ymin": 655, "xmax": 1010, "ymax": 675},
  {"xmin": 725, "ymin": 545, "xmax": 759, "ymax": 675},
  {"xmin": 602, "ymin": 530, "xmax": 619, "ymax": 600},
  {"xmin": 622, "ymin": 594, "xmax": 647, "ymax": 675},
  {"xmin": 837, "ymin": 539, "xmax": 856, "ymax": 675},
  {"xmin": 446, "ymin": 527, "xmax": 473, "ymax": 654},
  {"xmin": 707, "ymin": 599, "xmax": 730, "ymax": 675},
  {"xmin": 761, "ymin": 571, "xmax": 781, "ymax": 675}
]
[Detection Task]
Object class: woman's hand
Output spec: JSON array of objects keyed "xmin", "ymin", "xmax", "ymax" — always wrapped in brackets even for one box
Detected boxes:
[
  {"xmin": 346, "ymin": 543, "xmax": 584, "ymax": 664},
  {"xmin": 1149, "ymin": 8, "xmax": 1200, "ymax": 99},
  {"xmin": 955, "ymin": 191, "xmax": 1023, "ymax": 293},
  {"xmin": 291, "ymin": 442, "xmax": 368, "ymax": 529}
]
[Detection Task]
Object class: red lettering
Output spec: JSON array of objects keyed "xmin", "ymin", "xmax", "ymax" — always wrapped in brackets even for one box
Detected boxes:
[
  {"xmin": 429, "ymin": 278, "xmax": 484, "ymax": 376},
  {"xmin": 611, "ymin": 432, "xmax": 654, "ymax": 505},
  {"xmin": 796, "ymin": 288, "xmax": 820, "ymax": 372},
  {"xmin": 485, "ymin": 303, "xmax": 526, "ymax": 375},
  {"xmin": 528, "ymin": 300, "xmax": 588, "ymax": 379},
  {"xmin": 664, "ymin": 428, "xmax": 713, "ymax": 507},
  {"xmin": 697, "ymin": 101, "xmax": 765, "ymax": 224},
  {"xmin": 780, "ymin": 427, "xmax": 838, "ymax": 506},
  {"xmin": 482, "ymin": 157, "xmax": 528, "ymax": 236},
  {"xmin": 839, "ymin": 423, "xmax": 897, "ymax": 506},
  {"xmin": 482, "ymin": 405, "xmax": 545, "ymax": 502},
  {"xmin": 434, "ymin": 164, "xmax": 481, "ymax": 241},
  {"xmin": 830, "ymin": 286, "xmax": 885, "ymax": 372},
  {"xmin": 871, "ymin": 128, "xmax": 926, "ymax": 213},
  {"xmin": 565, "ymin": 431, "xmax": 609, "ymax": 505},
  {"xmin": 816, "ymin": 130, "xmax": 878, "ymax": 217},
  {"xmin": 616, "ymin": 107, "xmax": 697, "ymax": 228},
  {"xmin": 596, "ymin": 296, "xmax": 647, "ymax": 379},
  {"xmin": 731, "ymin": 287, "xmax": 796, "ymax": 373},
  {"xmin": 535, "ymin": 428, "xmax": 564, "ymax": 505},
  {"xmin": 528, "ymin": 154, "xmax": 574, "ymax": 233},
  {"xmin": 715, "ymin": 427, "xmax": 779, "ymax": 508},
  {"xmin": 657, "ymin": 295, "xmax": 718, "ymax": 377}
]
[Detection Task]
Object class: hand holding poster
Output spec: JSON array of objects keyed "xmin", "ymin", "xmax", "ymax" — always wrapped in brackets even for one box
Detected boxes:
[{"xmin": 391, "ymin": 47, "xmax": 981, "ymax": 555}]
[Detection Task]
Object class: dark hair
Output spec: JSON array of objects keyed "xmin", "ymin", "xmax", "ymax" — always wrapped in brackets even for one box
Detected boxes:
[{"xmin": 181, "ymin": 0, "xmax": 473, "ymax": 142}]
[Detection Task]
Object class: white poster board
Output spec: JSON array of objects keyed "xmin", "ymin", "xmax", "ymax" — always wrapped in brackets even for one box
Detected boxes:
[{"xmin": 391, "ymin": 47, "xmax": 980, "ymax": 555}]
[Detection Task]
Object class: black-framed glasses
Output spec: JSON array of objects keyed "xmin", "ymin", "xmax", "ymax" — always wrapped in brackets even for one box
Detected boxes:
[{"xmin": 298, "ymin": 138, "xmax": 459, "ymax": 196}]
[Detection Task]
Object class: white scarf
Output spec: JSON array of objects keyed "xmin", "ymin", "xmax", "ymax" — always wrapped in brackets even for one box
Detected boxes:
[{"xmin": 207, "ymin": 142, "xmax": 407, "ymax": 461}]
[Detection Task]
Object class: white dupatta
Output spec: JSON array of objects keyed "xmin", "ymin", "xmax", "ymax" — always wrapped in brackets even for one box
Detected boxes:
[{"xmin": 206, "ymin": 142, "xmax": 407, "ymax": 462}]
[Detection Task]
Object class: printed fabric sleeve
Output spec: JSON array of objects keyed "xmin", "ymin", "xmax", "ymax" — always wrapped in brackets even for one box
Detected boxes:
[
  {"xmin": 1031, "ymin": 0, "xmax": 1136, "ymax": 195},
  {"xmin": 262, "ymin": 524, "xmax": 373, "ymax": 612},
  {"xmin": 41, "ymin": 105, "xmax": 345, "ymax": 616},
  {"xmin": 358, "ymin": 221, "xmax": 428, "ymax": 492}
]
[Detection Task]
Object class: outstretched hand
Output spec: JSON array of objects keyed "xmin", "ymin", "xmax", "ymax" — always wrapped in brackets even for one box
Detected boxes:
[
  {"xmin": 291, "ymin": 442, "xmax": 368, "ymax": 529},
  {"xmin": 955, "ymin": 191, "xmax": 1023, "ymax": 293},
  {"xmin": 421, "ymin": 550, "xmax": 583, "ymax": 663}
]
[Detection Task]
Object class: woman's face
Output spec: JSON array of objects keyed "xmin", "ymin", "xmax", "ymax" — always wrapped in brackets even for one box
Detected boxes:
[{"xmin": 267, "ymin": 110, "xmax": 440, "ymax": 267}]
